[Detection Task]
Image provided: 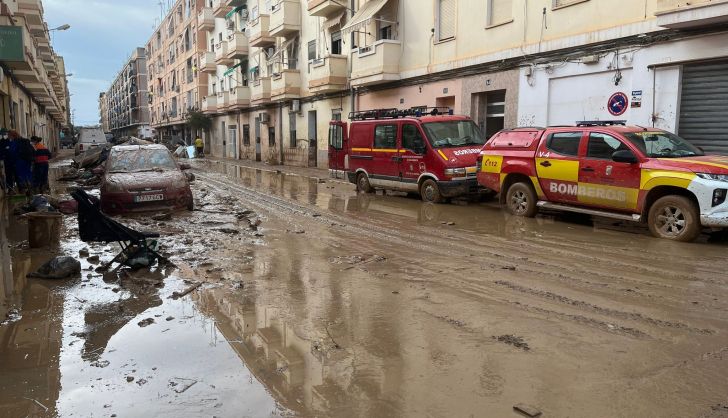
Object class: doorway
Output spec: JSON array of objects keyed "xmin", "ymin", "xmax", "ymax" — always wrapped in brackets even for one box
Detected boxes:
[
  {"xmin": 308, "ymin": 110, "xmax": 317, "ymax": 167},
  {"xmin": 474, "ymin": 90, "xmax": 506, "ymax": 139},
  {"xmin": 221, "ymin": 121, "xmax": 226, "ymax": 158},
  {"xmin": 255, "ymin": 117, "xmax": 261, "ymax": 161}
]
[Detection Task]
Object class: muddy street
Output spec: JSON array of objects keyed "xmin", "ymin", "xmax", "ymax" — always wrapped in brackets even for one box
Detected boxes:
[{"xmin": 2, "ymin": 156, "xmax": 728, "ymax": 418}]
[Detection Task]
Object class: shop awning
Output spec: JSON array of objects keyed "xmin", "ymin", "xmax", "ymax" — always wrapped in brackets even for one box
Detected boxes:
[
  {"xmin": 224, "ymin": 62, "xmax": 244, "ymax": 76},
  {"xmin": 323, "ymin": 11, "xmax": 346, "ymax": 31},
  {"xmin": 341, "ymin": 0, "xmax": 390, "ymax": 36},
  {"xmin": 225, "ymin": 6, "xmax": 244, "ymax": 20}
]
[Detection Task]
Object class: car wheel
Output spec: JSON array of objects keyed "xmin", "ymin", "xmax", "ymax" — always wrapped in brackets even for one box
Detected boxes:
[
  {"xmin": 505, "ymin": 182, "xmax": 538, "ymax": 217},
  {"xmin": 648, "ymin": 195, "xmax": 701, "ymax": 242},
  {"xmin": 356, "ymin": 172, "xmax": 373, "ymax": 193},
  {"xmin": 420, "ymin": 179, "xmax": 443, "ymax": 203}
]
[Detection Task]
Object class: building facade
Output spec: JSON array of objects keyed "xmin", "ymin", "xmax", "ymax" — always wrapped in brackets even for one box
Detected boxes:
[
  {"xmin": 145, "ymin": 0, "xmax": 209, "ymax": 145},
  {"xmin": 127, "ymin": 0, "xmax": 728, "ymax": 162},
  {"xmin": 0, "ymin": 0, "xmax": 70, "ymax": 152},
  {"xmin": 98, "ymin": 92, "xmax": 109, "ymax": 133},
  {"xmin": 102, "ymin": 47, "xmax": 151, "ymax": 139}
]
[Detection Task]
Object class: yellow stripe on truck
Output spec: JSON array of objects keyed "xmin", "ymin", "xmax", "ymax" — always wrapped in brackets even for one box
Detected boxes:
[
  {"xmin": 640, "ymin": 170, "xmax": 696, "ymax": 190},
  {"xmin": 576, "ymin": 183, "xmax": 640, "ymax": 210},
  {"xmin": 530, "ymin": 176, "xmax": 545, "ymax": 198},
  {"xmin": 438, "ymin": 150, "xmax": 449, "ymax": 161},
  {"xmin": 535, "ymin": 158, "xmax": 580, "ymax": 182},
  {"xmin": 658, "ymin": 158, "xmax": 728, "ymax": 171}
]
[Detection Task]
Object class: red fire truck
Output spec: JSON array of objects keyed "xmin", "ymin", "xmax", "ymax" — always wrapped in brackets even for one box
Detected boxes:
[{"xmin": 328, "ymin": 108, "xmax": 487, "ymax": 203}]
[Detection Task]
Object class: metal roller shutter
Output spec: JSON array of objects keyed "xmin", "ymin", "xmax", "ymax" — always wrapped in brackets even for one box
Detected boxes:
[
  {"xmin": 438, "ymin": 0, "xmax": 456, "ymax": 41},
  {"xmin": 678, "ymin": 61, "xmax": 728, "ymax": 155}
]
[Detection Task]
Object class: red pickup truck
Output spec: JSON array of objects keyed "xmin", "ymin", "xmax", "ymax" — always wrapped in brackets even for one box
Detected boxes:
[{"xmin": 476, "ymin": 122, "xmax": 728, "ymax": 241}]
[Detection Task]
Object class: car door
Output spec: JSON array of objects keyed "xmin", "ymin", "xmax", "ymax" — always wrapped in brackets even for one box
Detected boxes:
[
  {"xmin": 370, "ymin": 123, "xmax": 401, "ymax": 186},
  {"xmin": 579, "ymin": 132, "xmax": 642, "ymax": 211},
  {"xmin": 399, "ymin": 123, "xmax": 427, "ymax": 190},
  {"xmin": 328, "ymin": 121, "xmax": 348, "ymax": 178},
  {"xmin": 536, "ymin": 131, "xmax": 584, "ymax": 203}
]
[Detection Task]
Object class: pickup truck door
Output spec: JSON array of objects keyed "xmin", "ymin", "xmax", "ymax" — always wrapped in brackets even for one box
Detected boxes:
[
  {"xmin": 536, "ymin": 131, "xmax": 584, "ymax": 204},
  {"xmin": 579, "ymin": 132, "xmax": 641, "ymax": 211}
]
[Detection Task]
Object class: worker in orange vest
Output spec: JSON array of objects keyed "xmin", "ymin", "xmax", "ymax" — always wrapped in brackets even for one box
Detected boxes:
[{"xmin": 31, "ymin": 136, "xmax": 51, "ymax": 193}]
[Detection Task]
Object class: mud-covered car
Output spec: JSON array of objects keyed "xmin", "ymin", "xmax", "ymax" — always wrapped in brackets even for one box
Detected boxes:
[{"xmin": 99, "ymin": 144, "xmax": 193, "ymax": 214}]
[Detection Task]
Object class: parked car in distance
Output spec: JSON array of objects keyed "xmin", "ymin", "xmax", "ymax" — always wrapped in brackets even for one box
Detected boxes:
[
  {"xmin": 75, "ymin": 128, "xmax": 107, "ymax": 156},
  {"xmin": 99, "ymin": 144, "xmax": 193, "ymax": 214},
  {"xmin": 476, "ymin": 121, "xmax": 728, "ymax": 241},
  {"xmin": 329, "ymin": 107, "xmax": 487, "ymax": 203}
]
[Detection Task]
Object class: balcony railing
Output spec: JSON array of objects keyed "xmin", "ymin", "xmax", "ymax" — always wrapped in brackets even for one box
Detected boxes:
[
  {"xmin": 212, "ymin": 0, "xmax": 232, "ymax": 18},
  {"xmin": 248, "ymin": 15, "xmax": 275, "ymax": 47},
  {"xmin": 251, "ymin": 77, "xmax": 271, "ymax": 104},
  {"xmin": 198, "ymin": 7, "xmax": 215, "ymax": 31},
  {"xmin": 308, "ymin": 55, "xmax": 347, "ymax": 93},
  {"xmin": 307, "ymin": 0, "xmax": 346, "ymax": 17},
  {"xmin": 270, "ymin": 0, "xmax": 301, "ymax": 38},
  {"xmin": 200, "ymin": 51, "xmax": 216, "ymax": 73},
  {"xmin": 215, "ymin": 42, "xmax": 233, "ymax": 66},
  {"xmin": 655, "ymin": 0, "xmax": 728, "ymax": 28},
  {"xmin": 217, "ymin": 91, "xmax": 230, "ymax": 111},
  {"xmin": 271, "ymin": 69, "xmax": 301, "ymax": 101},
  {"xmin": 226, "ymin": 31, "xmax": 249, "ymax": 59},
  {"xmin": 228, "ymin": 86, "xmax": 251, "ymax": 109},
  {"xmin": 202, "ymin": 95, "xmax": 218, "ymax": 114},
  {"xmin": 350, "ymin": 40, "xmax": 401, "ymax": 87}
]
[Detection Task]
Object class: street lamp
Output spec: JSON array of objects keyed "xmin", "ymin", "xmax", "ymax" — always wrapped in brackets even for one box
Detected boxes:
[{"xmin": 49, "ymin": 24, "xmax": 71, "ymax": 32}]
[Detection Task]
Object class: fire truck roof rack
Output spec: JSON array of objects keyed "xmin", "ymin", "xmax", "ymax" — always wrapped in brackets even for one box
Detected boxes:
[
  {"xmin": 576, "ymin": 120, "xmax": 627, "ymax": 127},
  {"xmin": 349, "ymin": 107, "xmax": 454, "ymax": 120}
]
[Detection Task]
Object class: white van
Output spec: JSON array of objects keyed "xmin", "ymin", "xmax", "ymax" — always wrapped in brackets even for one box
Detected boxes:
[{"xmin": 75, "ymin": 128, "xmax": 107, "ymax": 156}]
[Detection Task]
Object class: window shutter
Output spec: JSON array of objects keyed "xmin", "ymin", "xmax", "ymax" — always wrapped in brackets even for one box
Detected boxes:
[
  {"xmin": 438, "ymin": 0, "xmax": 456, "ymax": 40},
  {"xmin": 490, "ymin": 0, "xmax": 513, "ymax": 25}
]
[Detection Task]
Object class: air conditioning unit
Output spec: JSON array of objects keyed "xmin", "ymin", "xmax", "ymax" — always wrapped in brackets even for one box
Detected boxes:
[
  {"xmin": 260, "ymin": 112, "xmax": 270, "ymax": 124},
  {"xmin": 241, "ymin": 9, "xmax": 249, "ymax": 20},
  {"xmin": 291, "ymin": 99, "xmax": 300, "ymax": 113}
]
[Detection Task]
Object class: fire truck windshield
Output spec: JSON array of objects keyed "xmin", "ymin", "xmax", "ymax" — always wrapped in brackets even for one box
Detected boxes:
[
  {"xmin": 624, "ymin": 131, "xmax": 704, "ymax": 158},
  {"xmin": 422, "ymin": 121, "xmax": 486, "ymax": 149}
]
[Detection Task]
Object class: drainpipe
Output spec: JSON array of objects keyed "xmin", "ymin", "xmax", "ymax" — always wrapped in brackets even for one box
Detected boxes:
[
  {"xmin": 349, "ymin": 0, "xmax": 357, "ymax": 115},
  {"xmin": 278, "ymin": 102, "xmax": 284, "ymax": 164}
]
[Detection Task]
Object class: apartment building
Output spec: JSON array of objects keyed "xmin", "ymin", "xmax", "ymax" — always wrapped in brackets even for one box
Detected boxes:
[
  {"xmin": 0, "ymin": 0, "xmax": 70, "ymax": 152},
  {"xmin": 99, "ymin": 92, "xmax": 109, "ymax": 133},
  {"xmin": 103, "ymin": 47, "xmax": 151, "ymax": 138},
  {"xmin": 146, "ymin": 0, "xmax": 209, "ymax": 145}
]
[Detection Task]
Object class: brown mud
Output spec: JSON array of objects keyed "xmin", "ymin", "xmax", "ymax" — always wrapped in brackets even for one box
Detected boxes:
[{"xmin": 1, "ymin": 154, "xmax": 728, "ymax": 418}]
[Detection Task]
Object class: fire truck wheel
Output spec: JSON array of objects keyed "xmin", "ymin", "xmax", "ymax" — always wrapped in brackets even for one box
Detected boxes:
[
  {"xmin": 648, "ymin": 195, "xmax": 701, "ymax": 242},
  {"xmin": 505, "ymin": 182, "xmax": 537, "ymax": 217},
  {"xmin": 356, "ymin": 172, "xmax": 373, "ymax": 193},
  {"xmin": 420, "ymin": 179, "xmax": 443, "ymax": 203}
]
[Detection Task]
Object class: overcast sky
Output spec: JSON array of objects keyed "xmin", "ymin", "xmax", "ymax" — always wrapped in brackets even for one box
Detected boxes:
[{"xmin": 45, "ymin": 0, "xmax": 164, "ymax": 127}]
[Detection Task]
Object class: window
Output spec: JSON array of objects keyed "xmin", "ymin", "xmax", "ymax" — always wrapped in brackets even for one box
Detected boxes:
[
  {"xmin": 546, "ymin": 132, "xmax": 582, "ymax": 156},
  {"xmin": 307, "ymin": 40, "xmax": 317, "ymax": 61},
  {"xmin": 243, "ymin": 125, "xmax": 250, "ymax": 146},
  {"xmin": 331, "ymin": 31, "xmax": 342, "ymax": 55},
  {"xmin": 487, "ymin": 0, "xmax": 513, "ymax": 26},
  {"xmin": 329, "ymin": 124, "xmax": 343, "ymax": 149},
  {"xmin": 587, "ymin": 133, "xmax": 626, "ymax": 160},
  {"xmin": 289, "ymin": 112, "xmax": 297, "ymax": 148},
  {"xmin": 251, "ymin": 6, "xmax": 259, "ymax": 20},
  {"xmin": 378, "ymin": 24, "xmax": 392, "ymax": 41},
  {"xmin": 402, "ymin": 124, "xmax": 425, "ymax": 153},
  {"xmin": 374, "ymin": 125, "xmax": 397, "ymax": 149},
  {"xmin": 268, "ymin": 126, "xmax": 275, "ymax": 147},
  {"xmin": 437, "ymin": 0, "xmax": 456, "ymax": 41}
]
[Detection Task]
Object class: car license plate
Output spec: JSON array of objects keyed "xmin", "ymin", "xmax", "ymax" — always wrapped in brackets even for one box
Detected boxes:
[{"xmin": 134, "ymin": 194, "xmax": 164, "ymax": 203}]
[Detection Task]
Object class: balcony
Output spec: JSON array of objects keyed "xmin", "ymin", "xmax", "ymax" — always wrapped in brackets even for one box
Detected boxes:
[
  {"xmin": 198, "ymin": 7, "xmax": 215, "ymax": 31},
  {"xmin": 212, "ymin": 0, "xmax": 232, "ymax": 18},
  {"xmin": 248, "ymin": 15, "xmax": 276, "ymax": 47},
  {"xmin": 270, "ymin": 0, "xmax": 301, "ymax": 38},
  {"xmin": 215, "ymin": 42, "xmax": 233, "ymax": 66},
  {"xmin": 226, "ymin": 31, "xmax": 249, "ymax": 59},
  {"xmin": 16, "ymin": 0, "xmax": 44, "ymax": 27},
  {"xmin": 271, "ymin": 69, "xmax": 301, "ymax": 101},
  {"xmin": 226, "ymin": 0, "xmax": 246, "ymax": 6},
  {"xmin": 307, "ymin": 0, "xmax": 346, "ymax": 17},
  {"xmin": 200, "ymin": 51, "xmax": 217, "ymax": 73},
  {"xmin": 655, "ymin": 0, "xmax": 728, "ymax": 28},
  {"xmin": 350, "ymin": 40, "xmax": 401, "ymax": 87},
  {"xmin": 228, "ymin": 86, "xmax": 251, "ymax": 109},
  {"xmin": 251, "ymin": 77, "xmax": 271, "ymax": 105},
  {"xmin": 217, "ymin": 91, "xmax": 230, "ymax": 111},
  {"xmin": 202, "ymin": 95, "xmax": 218, "ymax": 114},
  {"xmin": 308, "ymin": 55, "xmax": 347, "ymax": 93}
]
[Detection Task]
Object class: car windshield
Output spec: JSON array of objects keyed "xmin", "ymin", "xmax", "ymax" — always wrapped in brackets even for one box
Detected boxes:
[
  {"xmin": 108, "ymin": 149, "xmax": 177, "ymax": 173},
  {"xmin": 422, "ymin": 120, "xmax": 486, "ymax": 148},
  {"xmin": 624, "ymin": 131, "xmax": 704, "ymax": 158}
]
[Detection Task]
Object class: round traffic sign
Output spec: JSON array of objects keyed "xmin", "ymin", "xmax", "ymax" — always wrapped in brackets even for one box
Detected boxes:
[{"xmin": 608, "ymin": 92, "xmax": 629, "ymax": 116}]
